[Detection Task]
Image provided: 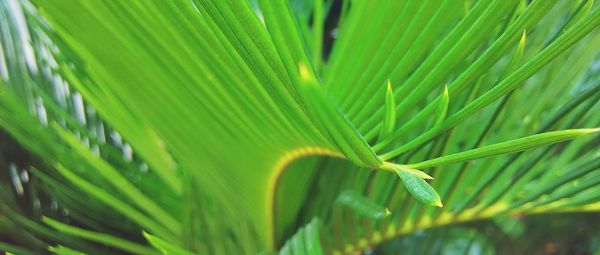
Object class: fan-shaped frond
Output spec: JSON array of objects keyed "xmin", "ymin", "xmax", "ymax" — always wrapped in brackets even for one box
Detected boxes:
[{"xmin": 0, "ymin": 0, "xmax": 598, "ymax": 254}]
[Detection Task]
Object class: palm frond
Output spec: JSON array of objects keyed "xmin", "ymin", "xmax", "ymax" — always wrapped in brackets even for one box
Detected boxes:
[{"xmin": 0, "ymin": 0, "xmax": 598, "ymax": 254}]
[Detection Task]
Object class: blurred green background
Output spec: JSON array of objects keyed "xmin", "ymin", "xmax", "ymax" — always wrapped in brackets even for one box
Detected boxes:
[{"xmin": 375, "ymin": 213, "xmax": 600, "ymax": 255}]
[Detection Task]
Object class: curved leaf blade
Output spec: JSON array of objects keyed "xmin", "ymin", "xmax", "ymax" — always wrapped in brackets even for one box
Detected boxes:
[
  {"xmin": 335, "ymin": 189, "xmax": 391, "ymax": 219},
  {"xmin": 394, "ymin": 168, "xmax": 443, "ymax": 207}
]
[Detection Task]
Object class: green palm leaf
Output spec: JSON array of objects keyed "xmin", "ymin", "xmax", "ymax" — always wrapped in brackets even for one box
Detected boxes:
[{"xmin": 0, "ymin": 0, "xmax": 599, "ymax": 254}]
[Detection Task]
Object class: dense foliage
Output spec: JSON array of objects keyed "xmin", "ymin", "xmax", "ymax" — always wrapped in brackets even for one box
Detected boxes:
[{"xmin": 0, "ymin": 0, "xmax": 599, "ymax": 254}]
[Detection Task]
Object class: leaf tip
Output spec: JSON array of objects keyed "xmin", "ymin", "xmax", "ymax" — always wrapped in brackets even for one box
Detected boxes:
[
  {"xmin": 443, "ymin": 84, "xmax": 449, "ymax": 97},
  {"xmin": 576, "ymin": 128, "xmax": 600, "ymax": 135},
  {"xmin": 41, "ymin": 215, "xmax": 51, "ymax": 224},
  {"xmin": 442, "ymin": 84, "xmax": 449, "ymax": 104},
  {"xmin": 585, "ymin": 128, "xmax": 600, "ymax": 133},
  {"xmin": 298, "ymin": 63, "xmax": 314, "ymax": 82}
]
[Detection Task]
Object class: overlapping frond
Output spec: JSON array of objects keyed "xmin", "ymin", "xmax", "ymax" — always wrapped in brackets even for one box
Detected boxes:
[{"xmin": 0, "ymin": 0, "xmax": 598, "ymax": 254}]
